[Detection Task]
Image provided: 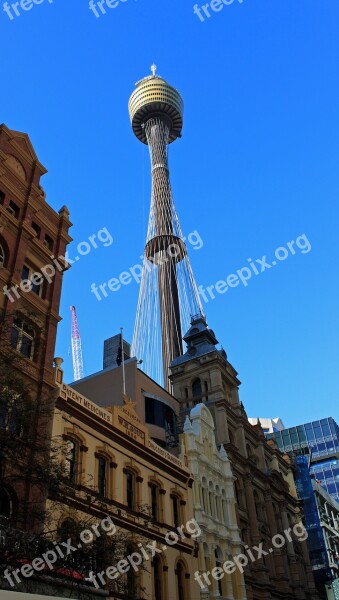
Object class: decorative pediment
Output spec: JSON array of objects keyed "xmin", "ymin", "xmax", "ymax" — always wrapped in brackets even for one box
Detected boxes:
[
  {"xmin": 111, "ymin": 395, "xmax": 148, "ymax": 445},
  {"xmin": 9, "ymin": 130, "xmax": 37, "ymax": 161}
]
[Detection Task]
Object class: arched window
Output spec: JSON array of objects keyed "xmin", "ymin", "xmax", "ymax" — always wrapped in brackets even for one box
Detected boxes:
[
  {"xmin": 246, "ymin": 444, "xmax": 253, "ymax": 458},
  {"xmin": 0, "ymin": 489, "xmax": 11, "ymax": 518},
  {"xmin": 209, "ymin": 491, "xmax": 214, "ymax": 517},
  {"xmin": 234, "ymin": 481, "xmax": 241, "ymax": 507},
  {"xmin": 176, "ymin": 561, "xmax": 186, "ymax": 600},
  {"xmin": 65, "ymin": 438, "xmax": 78, "ymax": 483},
  {"xmin": 126, "ymin": 543, "xmax": 138, "ymax": 598},
  {"xmin": 215, "ymin": 549, "xmax": 224, "ymax": 596},
  {"xmin": 202, "ymin": 487, "xmax": 208, "ymax": 512},
  {"xmin": 273, "ymin": 502, "xmax": 283, "ymax": 531},
  {"xmin": 58, "ymin": 518, "xmax": 78, "ymax": 543},
  {"xmin": 192, "ymin": 379, "xmax": 202, "ymax": 398},
  {"xmin": 150, "ymin": 482, "xmax": 161, "ymax": 521},
  {"xmin": 253, "ymin": 490, "xmax": 261, "ymax": 520},
  {"xmin": 218, "ymin": 491, "xmax": 225, "ymax": 522},
  {"xmin": 153, "ymin": 554, "xmax": 163, "ymax": 600},
  {"xmin": 97, "ymin": 456, "xmax": 108, "ymax": 497},
  {"xmin": 124, "ymin": 469, "xmax": 136, "ymax": 510},
  {"xmin": 171, "ymin": 494, "xmax": 185, "ymax": 527},
  {"xmin": 0, "ymin": 243, "xmax": 5, "ymax": 268}
]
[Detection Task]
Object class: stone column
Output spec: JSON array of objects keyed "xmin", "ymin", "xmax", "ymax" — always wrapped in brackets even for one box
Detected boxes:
[
  {"xmin": 243, "ymin": 474, "xmax": 269, "ymax": 587},
  {"xmin": 280, "ymin": 502, "xmax": 295, "ymax": 556},
  {"xmin": 244, "ymin": 474, "xmax": 260, "ymax": 543},
  {"xmin": 264, "ymin": 490, "xmax": 290, "ymax": 590}
]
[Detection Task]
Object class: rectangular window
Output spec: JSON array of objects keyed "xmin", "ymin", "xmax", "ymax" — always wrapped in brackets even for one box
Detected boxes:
[
  {"xmin": 11, "ymin": 317, "xmax": 36, "ymax": 360},
  {"xmin": 172, "ymin": 496, "xmax": 180, "ymax": 528},
  {"xmin": 7, "ymin": 200, "xmax": 19, "ymax": 218},
  {"xmin": 44, "ymin": 234, "xmax": 53, "ymax": 251},
  {"xmin": 66, "ymin": 439, "xmax": 77, "ymax": 483},
  {"xmin": 313, "ymin": 426, "xmax": 323, "ymax": 440},
  {"xmin": 306, "ymin": 429, "xmax": 315, "ymax": 441},
  {"xmin": 145, "ymin": 397, "xmax": 155, "ymax": 424},
  {"xmin": 98, "ymin": 457, "xmax": 107, "ymax": 497},
  {"xmin": 126, "ymin": 471, "xmax": 134, "ymax": 509},
  {"xmin": 326, "ymin": 440, "xmax": 335, "ymax": 451},
  {"xmin": 322, "ymin": 424, "xmax": 331, "ymax": 437},
  {"xmin": 21, "ymin": 265, "xmax": 45, "ymax": 298},
  {"xmin": 31, "ymin": 222, "xmax": 41, "ymax": 238},
  {"xmin": 150, "ymin": 483, "xmax": 158, "ymax": 520},
  {"xmin": 0, "ymin": 190, "xmax": 5, "ymax": 205},
  {"xmin": 282, "ymin": 432, "xmax": 291, "ymax": 446},
  {"xmin": 330, "ymin": 421, "xmax": 338, "ymax": 435},
  {"xmin": 291, "ymin": 432, "xmax": 298, "ymax": 445}
]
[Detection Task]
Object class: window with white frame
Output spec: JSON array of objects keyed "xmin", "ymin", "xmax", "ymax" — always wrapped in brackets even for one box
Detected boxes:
[
  {"xmin": 11, "ymin": 317, "xmax": 36, "ymax": 360},
  {"xmin": 21, "ymin": 265, "xmax": 45, "ymax": 298}
]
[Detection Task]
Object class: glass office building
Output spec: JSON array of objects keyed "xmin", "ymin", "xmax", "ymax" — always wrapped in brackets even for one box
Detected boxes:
[{"xmin": 267, "ymin": 417, "xmax": 339, "ymax": 503}]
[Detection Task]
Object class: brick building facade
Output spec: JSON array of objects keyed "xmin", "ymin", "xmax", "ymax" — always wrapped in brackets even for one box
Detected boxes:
[{"xmin": 0, "ymin": 124, "xmax": 72, "ymax": 528}]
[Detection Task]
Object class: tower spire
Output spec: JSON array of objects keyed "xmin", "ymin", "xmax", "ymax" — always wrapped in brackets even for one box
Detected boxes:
[{"xmin": 128, "ymin": 71, "xmax": 204, "ymax": 391}]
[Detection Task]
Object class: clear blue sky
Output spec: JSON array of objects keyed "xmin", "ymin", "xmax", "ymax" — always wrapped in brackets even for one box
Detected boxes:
[{"xmin": 2, "ymin": 0, "xmax": 338, "ymax": 427}]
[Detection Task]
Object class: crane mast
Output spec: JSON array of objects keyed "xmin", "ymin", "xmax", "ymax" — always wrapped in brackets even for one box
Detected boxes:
[{"xmin": 70, "ymin": 305, "xmax": 84, "ymax": 381}]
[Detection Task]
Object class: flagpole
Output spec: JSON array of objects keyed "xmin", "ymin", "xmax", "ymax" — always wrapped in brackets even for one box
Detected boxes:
[{"xmin": 120, "ymin": 327, "xmax": 126, "ymax": 395}]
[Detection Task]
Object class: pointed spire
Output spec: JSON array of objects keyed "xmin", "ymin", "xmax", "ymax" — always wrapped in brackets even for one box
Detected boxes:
[
  {"xmin": 184, "ymin": 415, "xmax": 193, "ymax": 433},
  {"xmin": 219, "ymin": 444, "xmax": 228, "ymax": 460}
]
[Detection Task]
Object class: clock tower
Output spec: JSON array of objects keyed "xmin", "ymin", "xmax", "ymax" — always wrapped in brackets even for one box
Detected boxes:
[{"xmin": 170, "ymin": 316, "xmax": 318, "ymax": 600}]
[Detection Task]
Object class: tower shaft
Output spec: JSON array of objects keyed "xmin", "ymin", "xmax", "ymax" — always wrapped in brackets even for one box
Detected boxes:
[{"xmin": 145, "ymin": 118, "xmax": 183, "ymax": 384}]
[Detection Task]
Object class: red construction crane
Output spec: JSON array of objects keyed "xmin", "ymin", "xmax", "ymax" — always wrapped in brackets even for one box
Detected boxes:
[{"xmin": 70, "ymin": 306, "xmax": 84, "ymax": 381}]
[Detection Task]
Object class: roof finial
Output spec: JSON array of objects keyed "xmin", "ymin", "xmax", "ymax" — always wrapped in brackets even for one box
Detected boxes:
[{"xmin": 151, "ymin": 63, "xmax": 157, "ymax": 77}]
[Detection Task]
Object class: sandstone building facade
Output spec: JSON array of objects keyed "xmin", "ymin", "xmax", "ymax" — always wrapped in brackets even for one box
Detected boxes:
[
  {"xmin": 51, "ymin": 358, "xmax": 201, "ymax": 599},
  {"xmin": 181, "ymin": 403, "xmax": 247, "ymax": 600}
]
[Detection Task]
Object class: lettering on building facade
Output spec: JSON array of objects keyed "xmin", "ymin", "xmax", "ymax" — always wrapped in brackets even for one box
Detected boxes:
[{"xmin": 60, "ymin": 384, "xmax": 112, "ymax": 424}]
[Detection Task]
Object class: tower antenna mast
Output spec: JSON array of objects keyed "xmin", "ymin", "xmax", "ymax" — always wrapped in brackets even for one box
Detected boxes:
[{"xmin": 70, "ymin": 305, "xmax": 85, "ymax": 381}]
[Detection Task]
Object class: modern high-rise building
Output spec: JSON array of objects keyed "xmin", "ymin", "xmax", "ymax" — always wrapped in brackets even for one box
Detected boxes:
[
  {"xmin": 248, "ymin": 417, "xmax": 285, "ymax": 434},
  {"xmin": 103, "ymin": 333, "xmax": 131, "ymax": 370},
  {"xmin": 292, "ymin": 455, "xmax": 339, "ymax": 597},
  {"xmin": 267, "ymin": 418, "xmax": 339, "ymax": 503}
]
